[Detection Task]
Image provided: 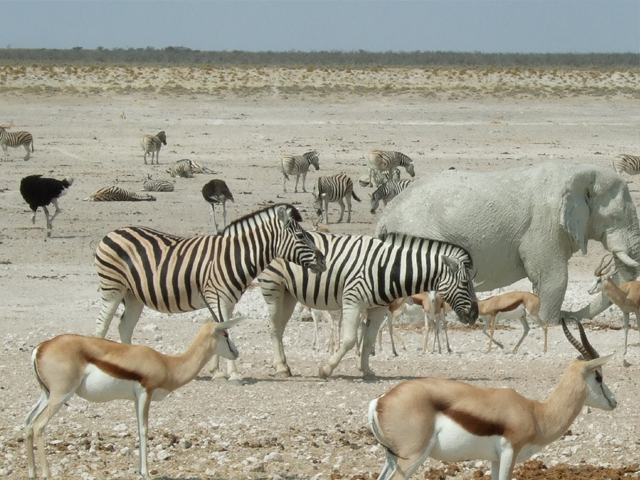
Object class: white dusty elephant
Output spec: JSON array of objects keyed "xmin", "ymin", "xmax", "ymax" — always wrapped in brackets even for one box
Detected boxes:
[{"xmin": 375, "ymin": 162, "xmax": 640, "ymax": 324}]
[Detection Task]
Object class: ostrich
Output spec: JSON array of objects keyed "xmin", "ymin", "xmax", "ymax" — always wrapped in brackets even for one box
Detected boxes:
[
  {"xmin": 20, "ymin": 175, "xmax": 73, "ymax": 238},
  {"xmin": 202, "ymin": 179, "xmax": 234, "ymax": 233}
]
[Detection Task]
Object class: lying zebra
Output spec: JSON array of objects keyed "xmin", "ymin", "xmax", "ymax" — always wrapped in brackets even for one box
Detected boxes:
[
  {"xmin": 142, "ymin": 174, "xmax": 175, "ymax": 192},
  {"xmin": 167, "ymin": 159, "xmax": 215, "ymax": 178},
  {"xmin": 84, "ymin": 186, "xmax": 156, "ymax": 202}
]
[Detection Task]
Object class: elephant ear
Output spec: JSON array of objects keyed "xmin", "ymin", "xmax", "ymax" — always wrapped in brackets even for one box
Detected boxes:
[{"xmin": 559, "ymin": 180, "xmax": 591, "ymax": 255}]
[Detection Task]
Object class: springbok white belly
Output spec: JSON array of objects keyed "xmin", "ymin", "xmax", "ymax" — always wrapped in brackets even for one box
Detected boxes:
[
  {"xmin": 430, "ymin": 414, "xmax": 503, "ymax": 462},
  {"xmin": 76, "ymin": 365, "xmax": 172, "ymax": 403}
]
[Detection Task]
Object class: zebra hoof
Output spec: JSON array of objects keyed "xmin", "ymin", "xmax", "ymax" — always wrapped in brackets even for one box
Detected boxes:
[
  {"xmin": 318, "ymin": 365, "xmax": 331, "ymax": 379},
  {"xmin": 228, "ymin": 379, "xmax": 244, "ymax": 387},
  {"xmin": 274, "ymin": 370, "xmax": 291, "ymax": 379}
]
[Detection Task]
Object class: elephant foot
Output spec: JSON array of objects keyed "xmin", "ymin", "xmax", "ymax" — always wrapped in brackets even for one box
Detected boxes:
[
  {"xmin": 362, "ymin": 371, "xmax": 377, "ymax": 382},
  {"xmin": 318, "ymin": 364, "xmax": 332, "ymax": 379}
]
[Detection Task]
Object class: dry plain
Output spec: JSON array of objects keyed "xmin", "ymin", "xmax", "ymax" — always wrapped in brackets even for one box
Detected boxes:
[{"xmin": 0, "ymin": 66, "xmax": 639, "ymax": 480}]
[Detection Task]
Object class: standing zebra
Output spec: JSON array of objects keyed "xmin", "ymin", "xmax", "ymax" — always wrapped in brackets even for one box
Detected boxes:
[
  {"xmin": 84, "ymin": 186, "xmax": 156, "ymax": 202},
  {"xmin": 613, "ymin": 154, "xmax": 640, "ymax": 176},
  {"xmin": 0, "ymin": 126, "xmax": 34, "ymax": 161},
  {"xmin": 281, "ymin": 151, "xmax": 320, "ymax": 193},
  {"xmin": 166, "ymin": 159, "xmax": 194, "ymax": 178},
  {"xmin": 142, "ymin": 174, "xmax": 175, "ymax": 192},
  {"xmin": 141, "ymin": 131, "xmax": 167, "ymax": 165},
  {"xmin": 313, "ymin": 173, "xmax": 361, "ymax": 224},
  {"xmin": 94, "ymin": 205, "xmax": 326, "ymax": 383},
  {"xmin": 370, "ymin": 178, "xmax": 413, "ymax": 214},
  {"xmin": 257, "ymin": 231, "xmax": 478, "ymax": 379},
  {"xmin": 368, "ymin": 150, "xmax": 415, "ymax": 187}
]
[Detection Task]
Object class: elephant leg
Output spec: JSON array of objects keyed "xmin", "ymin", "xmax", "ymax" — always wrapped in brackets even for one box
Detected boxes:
[
  {"xmin": 636, "ymin": 311, "xmax": 640, "ymax": 351},
  {"xmin": 531, "ymin": 313, "xmax": 548, "ymax": 353},
  {"xmin": 623, "ymin": 312, "xmax": 630, "ymax": 355}
]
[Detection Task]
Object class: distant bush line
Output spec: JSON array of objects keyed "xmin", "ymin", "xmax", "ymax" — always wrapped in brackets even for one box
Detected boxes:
[{"xmin": 0, "ymin": 48, "xmax": 638, "ymax": 68}]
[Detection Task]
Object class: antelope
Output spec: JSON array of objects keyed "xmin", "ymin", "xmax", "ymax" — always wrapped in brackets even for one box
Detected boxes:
[
  {"xmin": 368, "ymin": 318, "xmax": 616, "ymax": 480},
  {"xmin": 589, "ymin": 254, "xmax": 640, "ymax": 354},
  {"xmin": 25, "ymin": 309, "xmax": 244, "ymax": 480},
  {"xmin": 388, "ymin": 293, "xmax": 451, "ymax": 354},
  {"xmin": 477, "ymin": 291, "xmax": 548, "ymax": 354}
]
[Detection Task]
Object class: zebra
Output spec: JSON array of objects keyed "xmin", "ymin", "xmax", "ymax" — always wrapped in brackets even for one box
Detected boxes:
[
  {"xmin": 367, "ymin": 150, "xmax": 415, "ymax": 187},
  {"xmin": 84, "ymin": 186, "xmax": 156, "ymax": 202},
  {"xmin": 280, "ymin": 150, "xmax": 320, "ymax": 193},
  {"xmin": 0, "ymin": 126, "xmax": 34, "ymax": 161},
  {"xmin": 141, "ymin": 131, "xmax": 167, "ymax": 165},
  {"xmin": 358, "ymin": 168, "xmax": 400, "ymax": 188},
  {"xmin": 312, "ymin": 174, "xmax": 361, "ymax": 224},
  {"xmin": 370, "ymin": 178, "xmax": 413, "ymax": 214},
  {"xmin": 166, "ymin": 159, "xmax": 194, "ymax": 178},
  {"xmin": 257, "ymin": 231, "xmax": 478, "ymax": 379},
  {"xmin": 613, "ymin": 154, "xmax": 640, "ymax": 176},
  {"xmin": 142, "ymin": 174, "xmax": 175, "ymax": 192},
  {"xmin": 177, "ymin": 158, "xmax": 215, "ymax": 174},
  {"xmin": 202, "ymin": 179, "xmax": 234, "ymax": 233},
  {"xmin": 94, "ymin": 204, "xmax": 326, "ymax": 383}
]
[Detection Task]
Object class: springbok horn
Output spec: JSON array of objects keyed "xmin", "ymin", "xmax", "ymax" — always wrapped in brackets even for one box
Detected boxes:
[
  {"xmin": 561, "ymin": 317, "xmax": 591, "ymax": 360},
  {"xmin": 594, "ymin": 254, "xmax": 614, "ymax": 277},
  {"xmin": 573, "ymin": 317, "xmax": 600, "ymax": 360},
  {"xmin": 201, "ymin": 292, "xmax": 221, "ymax": 323}
]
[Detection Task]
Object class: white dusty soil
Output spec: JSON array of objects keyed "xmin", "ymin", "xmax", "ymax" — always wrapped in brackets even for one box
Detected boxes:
[{"xmin": 0, "ymin": 67, "xmax": 639, "ymax": 479}]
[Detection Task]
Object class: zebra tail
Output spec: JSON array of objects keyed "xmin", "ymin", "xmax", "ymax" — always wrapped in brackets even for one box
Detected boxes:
[
  {"xmin": 280, "ymin": 162, "xmax": 289, "ymax": 181},
  {"xmin": 352, "ymin": 190, "xmax": 361, "ymax": 202},
  {"xmin": 31, "ymin": 140, "xmax": 35, "ymax": 152}
]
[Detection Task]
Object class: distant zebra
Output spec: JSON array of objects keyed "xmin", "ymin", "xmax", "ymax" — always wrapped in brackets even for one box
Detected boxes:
[
  {"xmin": 142, "ymin": 174, "xmax": 175, "ymax": 192},
  {"xmin": 367, "ymin": 150, "xmax": 415, "ymax": 187},
  {"xmin": 202, "ymin": 179, "xmax": 234, "ymax": 233},
  {"xmin": 141, "ymin": 131, "xmax": 167, "ymax": 165},
  {"xmin": 84, "ymin": 186, "xmax": 156, "ymax": 202},
  {"xmin": 166, "ymin": 160, "xmax": 193, "ymax": 178},
  {"xmin": 0, "ymin": 126, "xmax": 34, "ymax": 161},
  {"xmin": 358, "ymin": 168, "xmax": 400, "ymax": 188},
  {"xmin": 281, "ymin": 151, "xmax": 320, "ymax": 193},
  {"xmin": 177, "ymin": 158, "xmax": 215, "ymax": 174},
  {"xmin": 313, "ymin": 174, "xmax": 361, "ymax": 224},
  {"xmin": 613, "ymin": 154, "xmax": 640, "ymax": 176},
  {"xmin": 94, "ymin": 205, "xmax": 326, "ymax": 383},
  {"xmin": 370, "ymin": 179, "xmax": 413, "ymax": 214},
  {"xmin": 257, "ymin": 231, "xmax": 478, "ymax": 379}
]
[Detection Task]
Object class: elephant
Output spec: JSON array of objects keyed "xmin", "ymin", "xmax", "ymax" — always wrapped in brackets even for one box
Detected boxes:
[{"xmin": 375, "ymin": 162, "xmax": 640, "ymax": 324}]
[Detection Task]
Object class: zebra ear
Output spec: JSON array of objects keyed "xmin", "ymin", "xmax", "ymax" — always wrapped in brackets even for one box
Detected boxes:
[
  {"xmin": 276, "ymin": 206, "xmax": 290, "ymax": 224},
  {"xmin": 441, "ymin": 255, "xmax": 461, "ymax": 274}
]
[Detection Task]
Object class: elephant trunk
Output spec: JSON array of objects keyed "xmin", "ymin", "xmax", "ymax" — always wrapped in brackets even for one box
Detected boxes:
[{"xmin": 573, "ymin": 227, "xmax": 640, "ymax": 319}]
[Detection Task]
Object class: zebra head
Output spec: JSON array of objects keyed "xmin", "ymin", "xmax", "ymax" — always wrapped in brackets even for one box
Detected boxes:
[
  {"xmin": 157, "ymin": 131, "xmax": 167, "ymax": 145},
  {"xmin": 276, "ymin": 205, "xmax": 326, "ymax": 274},
  {"xmin": 306, "ymin": 151, "xmax": 320, "ymax": 171},
  {"xmin": 405, "ymin": 162, "xmax": 416, "ymax": 177},
  {"xmin": 311, "ymin": 185, "xmax": 325, "ymax": 218},
  {"xmin": 437, "ymin": 253, "xmax": 478, "ymax": 325}
]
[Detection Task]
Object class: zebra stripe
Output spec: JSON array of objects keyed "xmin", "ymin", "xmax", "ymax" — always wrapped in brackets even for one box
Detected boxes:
[
  {"xmin": 257, "ymin": 231, "xmax": 478, "ymax": 378},
  {"xmin": 141, "ymin": 131, "xmax": 167, "ymax": 165},
  {"xmin": 0, "ymin": 126, "xmax": 34, "ymax": 161},
  {"xmin": 166, "ymin": 160, "xmax": 194, "ymax": 178},
  {"xmin": 613, "ymin": 154, "xmax": 640, "ymax": 175},
  {"xmin": 84, "ymin": 186, "xmax": 156, "ymax": 202},
  {"xmin": 280, "ymin": 150, "xmax": 320, "ymax": 193},
  {"xmin": 142, "ymin": 175, "xmax": 175, "ymax": 192},
  {"xmin": 94, "ymin": 204, "xmax": 326, "ymax": 351},
  {"xmin": 368, "ymin": 150, "xmax": 415, "ymax": 186},
  {"xmin": 177, "ymin": 158, "xmax": 215, "ymax": 174},
  {"xmin": 313, "ymin": 173, "xmax": 360, "ymax": 224},
  {"xmin": 370, "ymin": 179, "xmax": 413, "ymax": 214}
]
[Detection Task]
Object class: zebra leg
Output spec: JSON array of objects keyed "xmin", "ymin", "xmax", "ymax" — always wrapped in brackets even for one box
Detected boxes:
[
  {"xmin": 294, "ymin": 174, "xmax": 300, "ymax": 193},
  {"xmin": 266, "ymin": 291, "xmax": 298, "ymax": 377},
  {"xmin": 1, "ymin": 144, "xmax": 8, "ymax": 161},
  {"xmin": 336, "ymin": 199, "xmax": 346, "ymax": 223},
  {"xmin": 143, "ymin": 151, "xmax": 148, "ymax": 165},
  {"xmin": 323, "ymin": 198, "xmax": 330, "ymax": 225},
  {"xmin": 359, "ymin": 308, "xmax": 388, "ymax": 379},
  {"xmin": 345, "ymin": 196, "xmax": 353, "ymax": 223},
  {"xmin": 95, "ymin": 289, "xmax": 125, "ymax": 338},
  {"xmin": 118, "ymin": 292, "xmax": 145, "ymax": 344},
  {"xmin": 300, "ymin": 172, "xmax": 308, "ymax": 193},
  {"xmin": 319, "ymin": 304, "xmax": 364, "ymax": 379},
  {"xmin": 23, "ymin": 143, "xmax": 31, "ymax": 161}
]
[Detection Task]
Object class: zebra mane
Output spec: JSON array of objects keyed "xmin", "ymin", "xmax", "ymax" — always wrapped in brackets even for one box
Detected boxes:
[
  {"xmin": 222, "ymin": 204, "xmax": 302, "ymax": 235},
  {"xmin": 379, "ymin": 231, "xmax": 473, "ymax": 266}
]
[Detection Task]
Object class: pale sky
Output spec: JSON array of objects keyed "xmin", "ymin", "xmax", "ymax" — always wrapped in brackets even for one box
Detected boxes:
[{"xmin": 1, "ymin": 1, "xmax": 638, "ymax": 53}]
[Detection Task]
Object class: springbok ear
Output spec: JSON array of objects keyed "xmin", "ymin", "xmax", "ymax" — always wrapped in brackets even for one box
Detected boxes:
[
  {"xmin": 585, "ymin": 353, "xmax": 615, "ymax": 371},
  {"xmin": 560, "ymin": 181, "xmax": 590, "ymax": 255},
  {"xmin": 441, "ymin": 255, "xmax": 460, "ymax": 274},
  {"xmin": 216, "ymin": 315, "xmax": 247, "ymax": 331}
]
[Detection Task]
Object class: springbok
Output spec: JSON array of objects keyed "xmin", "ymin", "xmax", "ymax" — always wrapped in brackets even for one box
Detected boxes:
[
  {"xmin": 368, "ymin": 318, "xmax": 616, "ymax": 480},
  {"xmin": 25, "ymin": 310, "xmax": 244, "ymax": 480},
  {"xmin": 478, "ymin": 291, "xmax": 548, "ymax": 354},
  {"xmin": 589, "ymin": 254, "xmax": 640, "ymax": 354}
]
